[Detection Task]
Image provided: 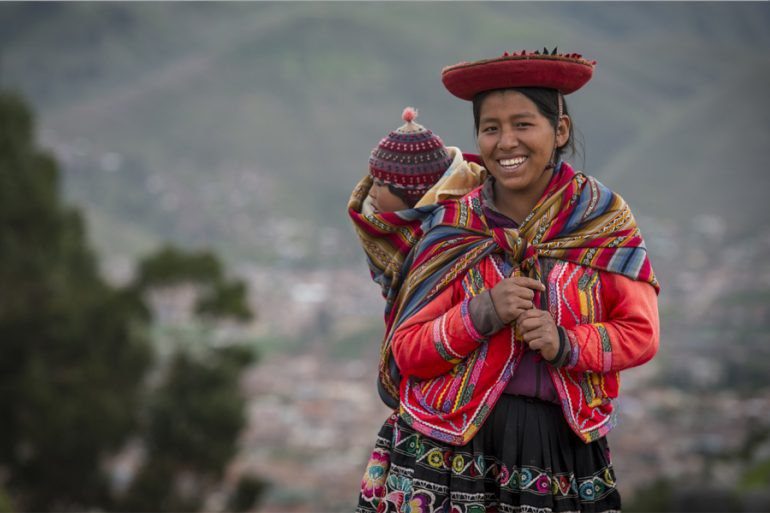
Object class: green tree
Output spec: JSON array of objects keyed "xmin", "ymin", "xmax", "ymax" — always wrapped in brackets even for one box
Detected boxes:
[
  {"xmin": 120, "ymin": 347, "xmax": 257, "ymax": 511},
  {"xmin": 120, "ymin": 247, "xmax": 258, "ymax": 511},
  {"xmin": 0, "ymin": 91, "xmax": 152, "ymax": 510},
  {"xmin": 228, "ymin": 475, "xmax": 268, "ymax": 513},
  {"xmin": 0, "ymin": 91, "xmax": 264, "ymax": 512},
  {"xmin": 133, "ymin": 244, "xmax": 254, "ymax": 322}
]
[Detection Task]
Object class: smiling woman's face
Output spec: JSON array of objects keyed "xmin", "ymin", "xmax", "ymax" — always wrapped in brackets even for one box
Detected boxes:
[{"xmin": 476, "ymin": 89, "xmax": 569, "ymax": 200}]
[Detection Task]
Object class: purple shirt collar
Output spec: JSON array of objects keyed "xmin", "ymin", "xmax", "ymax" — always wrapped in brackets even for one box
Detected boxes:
[{"xmin": 479, "ymin": 164, "xmax": 562, "ymax": 230}]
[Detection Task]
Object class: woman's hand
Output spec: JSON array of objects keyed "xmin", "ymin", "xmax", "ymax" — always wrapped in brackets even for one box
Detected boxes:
[
  {"xmin": 489, "ymin": 276, "xmax": 545, "ymax": 324},
  {"xmin": 516, "ymin": 309, "xmax": 560, "ymax": 361}
]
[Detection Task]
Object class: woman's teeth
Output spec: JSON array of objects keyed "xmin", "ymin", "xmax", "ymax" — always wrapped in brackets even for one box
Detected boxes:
[{"xmin": 498, "ymin": 156, "xmax": 527, "ymax": 169}]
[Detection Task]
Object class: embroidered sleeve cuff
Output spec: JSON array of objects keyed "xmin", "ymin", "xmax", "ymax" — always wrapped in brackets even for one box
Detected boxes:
[
  {"xmin": 546, "ymin": 326, "xmax": 571, "ymax": 368},
  {"xmin": 468, "ymin": 290, "xmax": 505, "ymax": 337},
  {"xmin": 562, "ymin": 328, "xmax": 580, "ymax": 369},
  {"xmin": 431, "ymin": 311, "xmax": 464, "ymax": 364},
  {"xmin": 461, "ymin": 297, "xmax": 487, "ymax": 343}
]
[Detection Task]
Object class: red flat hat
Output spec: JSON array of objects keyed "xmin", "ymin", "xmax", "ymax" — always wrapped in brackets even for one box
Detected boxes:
[{"xmin": 442, "ymin": 49, "xmax": 596, "ymax": 100}]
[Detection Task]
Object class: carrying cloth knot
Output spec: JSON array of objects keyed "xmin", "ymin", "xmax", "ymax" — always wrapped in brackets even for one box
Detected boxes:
[
  {"xmin": 491, "ymin": 227, "xmax": 525, "ymax": 259},
  {"xmin": 490, "ymin": 226, "xmax": 542, "ymax": 280}
]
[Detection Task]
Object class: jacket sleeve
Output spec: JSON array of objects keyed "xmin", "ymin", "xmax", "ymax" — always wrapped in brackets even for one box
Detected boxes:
[
  {"xmin": 561, "ymin": 272, "xmax": 660, "ymax": 374},
  {"xmin": 391, "ymin": 280, "xmax": 487, "ymax": 380}
]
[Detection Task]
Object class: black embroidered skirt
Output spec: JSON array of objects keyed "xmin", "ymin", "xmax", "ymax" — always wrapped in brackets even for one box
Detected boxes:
[{"xmin": 356, "ymin": 395, "xmax": 621, "ymax": 513}]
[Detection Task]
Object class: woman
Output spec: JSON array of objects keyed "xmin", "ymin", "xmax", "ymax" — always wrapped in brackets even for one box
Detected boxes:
[{"xmin": 356, "ymin": 49, "xmax": 660, "ymax": 513}]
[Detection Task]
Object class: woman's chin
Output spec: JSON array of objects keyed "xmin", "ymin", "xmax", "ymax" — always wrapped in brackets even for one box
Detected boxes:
[{"xmin": 492, "ymin": 171, "xmax": 527, "ymax": 192}]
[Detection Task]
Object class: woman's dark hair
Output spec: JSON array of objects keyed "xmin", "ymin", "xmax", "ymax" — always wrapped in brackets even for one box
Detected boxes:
[{"xmin": 472, "ymin": 87, "xmax": 577, "ymax": 163}]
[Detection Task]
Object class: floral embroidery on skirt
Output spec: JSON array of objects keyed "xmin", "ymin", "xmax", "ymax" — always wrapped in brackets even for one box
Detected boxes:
[{"xmin": 356, "ymin": 396, "xmax": 621, "ymax": 513}]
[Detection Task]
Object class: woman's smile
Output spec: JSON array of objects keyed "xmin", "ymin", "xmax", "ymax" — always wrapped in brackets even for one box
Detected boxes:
[{"xmin": 496, "ymin": 155, "xmax": 528, "ymax": 173}]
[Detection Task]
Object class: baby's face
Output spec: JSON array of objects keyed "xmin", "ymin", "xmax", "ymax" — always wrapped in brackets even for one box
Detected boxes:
[{"xmin": 368, "ymin": 179, "xmax": 410, "ymax": 213}]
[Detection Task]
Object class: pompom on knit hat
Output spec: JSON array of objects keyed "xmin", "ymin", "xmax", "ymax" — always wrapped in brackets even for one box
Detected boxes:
[{"xmin": 369, "ymin": 107, "xmax": 453, "ymax": 203}]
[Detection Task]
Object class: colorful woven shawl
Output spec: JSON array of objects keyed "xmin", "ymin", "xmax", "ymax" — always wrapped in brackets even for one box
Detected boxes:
[{"xmin": 348, "ymin": 162, "xmax": 659, "ymax": 406}]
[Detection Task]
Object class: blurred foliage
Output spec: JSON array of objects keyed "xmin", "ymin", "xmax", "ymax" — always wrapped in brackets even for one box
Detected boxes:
[
  {"xmin": 146, "ymin": 350, "xmax": 250, "ymax": 472},
  {"xmin": 228, "ymin": 475, "xmax": 269, "ymax": 513},
  {"xmin": 119, "ymin": 347, "xmax": 256, "ymax": 511},
  {"xmin": 133, "ymin": 244, "xmax": 253, "ymax": 321},
  {"xmin": 626, "ymin": 480, "xmax": 742, "ymax": 513},
  {"xmin": 626, "ymin": 420, "xmax": 770, "ymax": 511},
  {"xmin": 624, "ymin": 478, "xmax": 672, "ymax": 513},
  {"xmin": 136, "ymin": 245, "xmax": 223, "ymax": 287},
  {"xmin": 0, "ymin": 90, "xmax": 151, "ymax": 510},
  {"xmin": 0, "ymin": 487, "xmax": 13, "ymax": 513},
  {"xmin": 197, "ymin": 279, "xmax": 253, "ymax": 322},
  {"xmin": 741, "ymin": 459, "xmax": 770, "ymax": 491},
  {"xmin": 0, "ymin": 90, "xmax": 262, "ymax": 511}
]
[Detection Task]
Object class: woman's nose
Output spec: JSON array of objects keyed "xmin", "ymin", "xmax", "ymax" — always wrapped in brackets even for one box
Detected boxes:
[{"xmin": 497, "ymin": 128, "xmax": 517, "ymax": 150}]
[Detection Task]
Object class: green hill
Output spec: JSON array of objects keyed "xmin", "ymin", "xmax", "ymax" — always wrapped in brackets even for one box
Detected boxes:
[
  {"xmin": 602, "ymin": 61, "xmax": 770, "ymax": 238},
  {"xmin": 1, "ymin": 2, "xmax": 767, "ymax": 262}
]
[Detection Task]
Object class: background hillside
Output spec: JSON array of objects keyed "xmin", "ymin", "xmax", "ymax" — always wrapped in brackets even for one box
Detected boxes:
[{"xmin": 1, "ymin": 2, "xmax": 768, "ymax": 264}]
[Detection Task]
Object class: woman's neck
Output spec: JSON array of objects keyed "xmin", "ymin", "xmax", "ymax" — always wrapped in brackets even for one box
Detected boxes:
[{"xmin": 492, "ymin": 169, "xmax": 554, "ymax": 225}]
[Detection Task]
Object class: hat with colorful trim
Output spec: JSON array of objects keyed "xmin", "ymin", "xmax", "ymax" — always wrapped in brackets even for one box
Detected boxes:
[
  {"xmin": 441, "ymin": 48, "xmax": 596, "ymax": 100},
  {"xmin": 368, "ymin": 107, "xmax": 453, "ymax": 202}
]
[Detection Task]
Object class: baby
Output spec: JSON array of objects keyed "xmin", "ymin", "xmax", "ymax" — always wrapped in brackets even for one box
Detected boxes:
[
  {"xmin": 349, "ymin": 107, "xmax": 487, "ymax": 304},
  {"xmin": 363, "ymin": 107, "xmax": 484, "ymax": 213},
  {"xmin": 348, "ymin": 107, "xmax": 488, "ymax": 407}
]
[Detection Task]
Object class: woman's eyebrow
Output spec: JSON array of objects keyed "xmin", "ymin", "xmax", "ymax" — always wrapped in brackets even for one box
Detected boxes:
[
  {"xmin": 507, "ymin": 112, "xmax": 537, "ymax": 120},
  {"xmin": 479, "ymin": 112, "xmax": 537, "ymax": 124}
]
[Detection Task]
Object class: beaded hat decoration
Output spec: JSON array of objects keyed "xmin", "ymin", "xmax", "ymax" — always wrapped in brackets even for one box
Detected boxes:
[
  {"xmin": 441, "ymin": 48, "xmax": 596, "ymax": 101},
  {"xmin": 369, "ymin": 107, "xmax": 453, "ymax": 202}
]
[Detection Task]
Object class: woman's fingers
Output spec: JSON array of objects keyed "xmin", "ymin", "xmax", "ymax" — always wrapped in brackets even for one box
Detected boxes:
[
  {"xmin": 515, "ymin": 310, "xmax": 560, "ymax": 360},
  {"xmin": 526, "ymin": 336, "xmax": 546, "ymax": 351},
  {"xmin": 517, "ymin": 309, "xmax": 549, "ymax": 329},
  {"xmin": 496, "ymin": 279, "xmax": 536, "ymax": 298},
  {"xmin": 524, "ymin": 333, "xmax": 560, "ymax": 361},
  {"xmin": 521, "ymin": 327, "xmax": 544, "ymax": 343},
  {"xmin": 508, "ymin": 276, "xmax": 546, "ymax": 292},
  {"xmin": 491, "ymin": 284, "xmax": 533, "ymax": 323},
  {"xmin": 490, "ymin": 276, "xmax": 546, "ymax": 323},
  {"xmin": 521, "ymin": 326, "xmax": 548, "ymax": 344},
  {"xmin": 516, "ymin": 287, "xmax": 535, "ymax": 301}
]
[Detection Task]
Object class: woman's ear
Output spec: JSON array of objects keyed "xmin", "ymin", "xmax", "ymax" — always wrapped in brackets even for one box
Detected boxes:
[{"xmin": 556, "ymin": 115, "xmax": 571, "ymax": 148}]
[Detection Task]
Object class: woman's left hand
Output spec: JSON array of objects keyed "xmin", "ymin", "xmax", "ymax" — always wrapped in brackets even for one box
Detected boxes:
[{"xmin": 516, "ymin": 309, "xmax": 560, "ymax": 361}]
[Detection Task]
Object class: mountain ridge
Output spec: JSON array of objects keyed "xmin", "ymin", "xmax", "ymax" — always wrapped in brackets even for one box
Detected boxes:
[{"xmin": 1, "ymin": 2, "xmax": 767, "ymax": 263}]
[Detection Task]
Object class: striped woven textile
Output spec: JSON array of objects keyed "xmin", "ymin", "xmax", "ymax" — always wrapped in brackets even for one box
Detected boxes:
[{"xmin": 348, "ymin": 162, "xmax": 659, "ymax": 404}]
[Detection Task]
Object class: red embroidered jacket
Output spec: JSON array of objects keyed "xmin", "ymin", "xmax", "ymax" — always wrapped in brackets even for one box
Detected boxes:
[{"xmin": 391, "ymin": 254, "xmax": 659, "ymax": 444}]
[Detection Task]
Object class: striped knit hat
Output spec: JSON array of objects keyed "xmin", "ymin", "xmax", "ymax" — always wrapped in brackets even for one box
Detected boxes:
[{"xmin": 369, "ymin": 107, "xmax": 453, "ymax": 202}]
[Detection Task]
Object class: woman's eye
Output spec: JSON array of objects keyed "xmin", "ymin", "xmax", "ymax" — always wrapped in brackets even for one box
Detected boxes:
[{"xmin": 481, "ymin": 126, "xmax": 497, "ymax": 133}]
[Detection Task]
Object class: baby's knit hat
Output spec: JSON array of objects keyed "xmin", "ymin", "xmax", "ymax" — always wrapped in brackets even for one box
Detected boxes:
[{"xmin": 369, "ymin": 107, "xmax": 453, "ymax": 203}]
